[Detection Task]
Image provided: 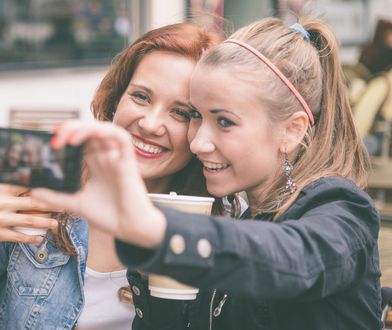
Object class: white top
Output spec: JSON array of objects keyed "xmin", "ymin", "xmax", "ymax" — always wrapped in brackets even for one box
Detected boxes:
[{"xmin": 77, "ymin": 267, "xmax": 135, "ymax": 330}]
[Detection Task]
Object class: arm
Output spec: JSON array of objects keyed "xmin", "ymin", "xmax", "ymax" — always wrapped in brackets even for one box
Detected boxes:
[
  {"xmin": 28, "ymin": 121, "xmax": 379, "ymax": 302},
  {"xmin": 116, "ymin": 183, "xmax": 379, "ymax": 302}
]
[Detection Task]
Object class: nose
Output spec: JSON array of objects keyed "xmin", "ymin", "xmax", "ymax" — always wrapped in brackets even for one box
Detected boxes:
[
  {"xmin": 189, "ymin": 124, "xmax": 215, "ymax": 154},
  {"xmin": 138, "ymin": 108, "xmax": 166, "ymax": 136}
]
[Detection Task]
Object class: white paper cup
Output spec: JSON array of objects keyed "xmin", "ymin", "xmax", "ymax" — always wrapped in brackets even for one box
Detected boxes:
[
  {"xmin": 147, "ymin": 193, "xmax": 215, "ymax": 300},
  {"xmin": 148, "ymin": 192, "xmax": 215, "ymax": 214}
]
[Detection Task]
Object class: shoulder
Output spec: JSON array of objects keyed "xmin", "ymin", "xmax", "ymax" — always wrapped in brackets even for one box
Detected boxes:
[
  {"xmin": 285, "ymin": 176, "xmax": 379, "ymax": 228},
  {"xmin": 300, "ymin": 176, "xmax": 374, "ymax": 205}
]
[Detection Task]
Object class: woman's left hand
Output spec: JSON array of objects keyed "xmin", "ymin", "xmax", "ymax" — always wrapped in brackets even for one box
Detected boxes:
[{"xmin": 31, "ymin": 120, "xmax": 167, "ymax": 248}]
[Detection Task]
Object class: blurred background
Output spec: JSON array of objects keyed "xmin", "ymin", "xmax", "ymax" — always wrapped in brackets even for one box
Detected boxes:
[{"xmin": 0, "ymin": 0, "xmax": 391, "ymax": 287}]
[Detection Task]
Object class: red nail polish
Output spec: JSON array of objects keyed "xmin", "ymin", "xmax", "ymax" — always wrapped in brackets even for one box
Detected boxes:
[
  {"xmin": 50, "ymin": 136, "xmax": 58, "ymax": 148},
  {"xmin": 67, "ymin": 131, "xmax": 79, "ymax": 144}
]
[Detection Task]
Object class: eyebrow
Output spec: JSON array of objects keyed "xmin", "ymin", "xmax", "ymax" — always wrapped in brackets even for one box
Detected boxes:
[
  {"xmin": 210, "ymin": 108, "xmax": 241, "ymax": 119},
  {"xmin": 129, "ymin": 83, "xmax": 191, "ymax": 107},
  {"xmin": 128, "ymin": 83, "xmax": 152, "ymax": 93},
  {"xmin": 188, "ymin": 103, "xmax": 241, "ymax": 119}
]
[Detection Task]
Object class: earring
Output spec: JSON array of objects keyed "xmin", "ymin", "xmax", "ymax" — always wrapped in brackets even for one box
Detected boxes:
[
  {"xmin": 138, "ymin": 119, "xmax": 144, "ymax": 126},
  {"xmin": 282, "ymin": 153, "xmax": 297, "ymax": 194}
]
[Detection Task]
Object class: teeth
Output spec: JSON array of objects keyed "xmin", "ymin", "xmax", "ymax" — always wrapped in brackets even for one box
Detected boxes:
[
  {"xmin": 133, "ymin": 139, "xmax": 164, "ymax": 154},
  {"xmin": 202, "ymin": 161, "xmax": 229, "ymax": 170}
]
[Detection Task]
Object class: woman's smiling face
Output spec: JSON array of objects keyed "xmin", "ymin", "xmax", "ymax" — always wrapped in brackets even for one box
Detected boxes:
[
  {"xmin": 188, "ymin": 64, "xmax": 283, "ymax": 199},
  {"xmin": 113, "ymin": 51, "xmax": 196, "ymax": 191}
]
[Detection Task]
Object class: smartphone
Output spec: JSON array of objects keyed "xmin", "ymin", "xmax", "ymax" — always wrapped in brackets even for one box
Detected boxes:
[{"xmin": 0, "ymin": 127, "xmax": 83, "ymax": 192}]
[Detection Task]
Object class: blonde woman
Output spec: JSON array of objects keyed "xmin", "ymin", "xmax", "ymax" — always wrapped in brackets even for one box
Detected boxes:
[{"xmin": 35, "ymin": 17, "xmax": 382, "ymax": 330}]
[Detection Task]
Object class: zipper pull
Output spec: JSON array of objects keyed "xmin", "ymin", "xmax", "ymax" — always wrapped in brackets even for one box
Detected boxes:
[{"xmin": 213, "ymin": 294, "xmax": 228, "ymax": 317}]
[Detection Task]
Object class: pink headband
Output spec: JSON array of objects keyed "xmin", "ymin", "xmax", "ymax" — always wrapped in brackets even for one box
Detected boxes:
[{"xmin": 223, "ymin": 39, "xmax": 315, "ymax": 125}]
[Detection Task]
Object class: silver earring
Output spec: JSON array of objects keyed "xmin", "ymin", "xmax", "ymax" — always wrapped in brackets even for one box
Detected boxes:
[{"xmin": 283, "ymin": 153, "xmax": 297, "ymax": 194}]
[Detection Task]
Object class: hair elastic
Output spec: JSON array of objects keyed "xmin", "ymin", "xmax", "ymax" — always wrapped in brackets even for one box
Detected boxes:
[
  {"xmin": 289, "ymin": 23, "xmax": 310, "ymax": 41},
  {"xmin": 223, "ymin": 39, "xmax": 314, "ymax": 125}
]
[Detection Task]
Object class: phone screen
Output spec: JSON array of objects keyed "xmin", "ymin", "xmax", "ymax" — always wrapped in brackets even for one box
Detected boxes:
[{"xmin": 0, "ymin": 128, "xmax": 83, "ymax": 192}]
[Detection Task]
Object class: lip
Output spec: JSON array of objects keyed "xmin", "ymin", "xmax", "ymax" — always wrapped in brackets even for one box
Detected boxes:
[
  {"xmin": 199, "ymin": 158, "xmax": 230, "ymax": 173},
  {"xmin": 132, "ymin": 135, "xmax": 167, "ymax": 149},
  {"xmin": 132, "ymin": 134, "xmax": 168, "ymax": 159}
]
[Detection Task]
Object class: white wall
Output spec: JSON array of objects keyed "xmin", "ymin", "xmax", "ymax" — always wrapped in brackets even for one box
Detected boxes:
[
  {"xmin": 149, "ymin": 0, "xmax": 185, "ymax": 29},
  {"xmin": 0, "ymin": 66, "xmax": 107, "ymax": 126}
]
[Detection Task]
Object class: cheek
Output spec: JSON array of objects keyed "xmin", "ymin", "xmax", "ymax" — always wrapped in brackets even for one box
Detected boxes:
[
  {"xmin": 171, "ymin": 125, "xmax": 191, "ymax": 153},
  {"xmin": 187, "ymin": 122, "xmax": 197, "ymax": 145},
  {"xmin": 112, "ymin": 105, "xmax": 136, "ymax": 128}
]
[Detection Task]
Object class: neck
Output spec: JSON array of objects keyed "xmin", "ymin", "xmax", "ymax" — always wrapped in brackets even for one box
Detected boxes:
[
  {"xmin": 144, "ymin": 176, "xmax": 172, "ymax": 194},
  {"xmin": 246, "ymin": 183, "xmax": 271, "ymax": 217},
  {"xmin": 87, "ymin": 227, "xmax": 125, "ymax": 272}
]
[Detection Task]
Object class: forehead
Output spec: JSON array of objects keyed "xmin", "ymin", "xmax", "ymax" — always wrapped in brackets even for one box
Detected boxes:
[
  {"xmin": 130, "ymin": 51, "xmax": 196, "ymax": 97},
  {"xmin": 134, "ymin": 50, "xmax": 195, "ymax": 77},
  {"xmin": 190, "ymin": 64, "xmax": 263, "ymax": 112}
]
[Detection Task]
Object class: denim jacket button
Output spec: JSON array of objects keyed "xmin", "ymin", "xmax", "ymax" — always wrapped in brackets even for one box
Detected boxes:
[
  {"xmin": 35, "ymin": 247, "xmax": 48, "ymax": 264},
  {"xmin": 132, "ymin": 285, "xmax": 141, "ymax": 296},
  {"xmin": 136, "ymin": 307, "xmax": 144, "ymax": 319}
]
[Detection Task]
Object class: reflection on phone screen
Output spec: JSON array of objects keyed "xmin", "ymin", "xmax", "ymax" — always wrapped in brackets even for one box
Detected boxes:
[{"xmin": 0, "ymin": 129, "xmax": 81, "ymax": 191}]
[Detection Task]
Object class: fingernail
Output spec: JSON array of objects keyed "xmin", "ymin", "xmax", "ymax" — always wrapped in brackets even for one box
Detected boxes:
[
  {"xmin": 51, "ymin": 220, "xmax": 58, "ymax": 229},
  {"xmin": 50, "ymin": 136, "xmax": 58, "ymax": 148}
]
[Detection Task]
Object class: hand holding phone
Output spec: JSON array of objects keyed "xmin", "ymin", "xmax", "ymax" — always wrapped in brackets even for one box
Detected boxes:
[
  {"xmin": 0, "ymin": 127, "xmax": 83, "ymax": 192},
  {"xmin": 0, "ymin": 184, "xmax": 58, "ymax": 244}
]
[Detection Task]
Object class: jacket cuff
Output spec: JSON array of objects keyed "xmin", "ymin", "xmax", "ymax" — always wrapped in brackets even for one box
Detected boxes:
[{"xmin": 115, "ymin": 206, "xmax": 221, "ymax": 285}]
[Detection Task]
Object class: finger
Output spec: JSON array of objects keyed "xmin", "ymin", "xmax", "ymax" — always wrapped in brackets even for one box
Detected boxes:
[
  {"xmin": 0, "ymin": 212, "xmax": 58, "ymax": 230},
  {"xmin": 30, "ymin": 188, "xmax": 81, "ymax": 215},
  {"xmin": 69, "ymin": 122, "xmax": 132, "ymax": 157},
  {"xmin": 52, "ymin": 120, "xmax": 84, "ymax": 149},
  {"xmin": 0, "ymin": 228, "xmax": 45, "ymax": 244},
  {"xmin": 2, "ymin": 195, "xmax": 62, "ymax": 213},
  {"xmin": 0, "ymin": 184, "xmax": 28, "ymax": 195}
]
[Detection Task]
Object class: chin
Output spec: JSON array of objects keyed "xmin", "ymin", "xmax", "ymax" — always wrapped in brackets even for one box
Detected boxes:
[{"xmin": 207, "ymin": 185, "xmax": 230, "ymax": 198}]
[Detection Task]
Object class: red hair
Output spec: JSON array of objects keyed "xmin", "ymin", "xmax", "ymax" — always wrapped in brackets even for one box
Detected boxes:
[{"xmin": 92, "ymin": 22, "xmax": 222, "ymax": 121}]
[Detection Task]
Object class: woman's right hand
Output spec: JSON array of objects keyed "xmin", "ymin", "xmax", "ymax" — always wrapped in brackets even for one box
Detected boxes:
[{"xmin": 0, "ymin": 184, "xmax": 59, "ymax": 244}]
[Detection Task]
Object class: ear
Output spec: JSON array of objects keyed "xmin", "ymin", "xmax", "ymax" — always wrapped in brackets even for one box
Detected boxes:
[{"xmin": 279, "ymin": 112, "xmax": 308, "ymax": 154}]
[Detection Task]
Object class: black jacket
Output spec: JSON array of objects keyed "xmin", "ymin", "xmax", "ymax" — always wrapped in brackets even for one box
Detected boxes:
[{"xmin": 116, "ymin": 177, "xmax": 383, "ymax": 330}]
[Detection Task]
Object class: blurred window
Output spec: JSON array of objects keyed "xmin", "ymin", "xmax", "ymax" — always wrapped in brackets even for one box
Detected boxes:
[
  {"xmin": 277, "ymin": 0, "xmax": 370, "ymax": 46},
  {"xmin": 0, "ymin": 0, "xmax": 131, "ymax": 70}
]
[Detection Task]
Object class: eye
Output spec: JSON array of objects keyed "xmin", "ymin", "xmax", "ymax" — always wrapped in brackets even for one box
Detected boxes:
[
  {"xmin": 217, "ymin": 117, "xmax": 235, "ymax": 128},
  {"xmin": 189, "ymin": 109, "xmax": 202, "ymax": 120},
  {"xmin": 171, "ymin": 108, "xmax": 191, "ymax": 122},
  {"xmin": 130, "ymin": 92, "xmax": 150, "ymax": 104}
]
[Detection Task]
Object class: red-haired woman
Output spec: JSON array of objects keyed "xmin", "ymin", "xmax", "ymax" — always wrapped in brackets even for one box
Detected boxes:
[{"xmin": 0, "ymin": 22, "xmax": 223, "ymax": 329}]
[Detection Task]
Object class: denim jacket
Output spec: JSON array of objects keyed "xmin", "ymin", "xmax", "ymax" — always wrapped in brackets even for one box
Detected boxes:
[{"xmin": 0, "ymin": 218, "xmax": 88, "ymax": 330}]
